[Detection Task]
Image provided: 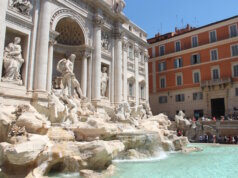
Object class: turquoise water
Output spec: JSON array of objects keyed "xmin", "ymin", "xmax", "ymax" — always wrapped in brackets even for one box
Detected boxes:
[
  {"xmin": 49, "ymin": 144, "xmax": 238, "ymax": 178},
  {"xmin": 112, "ymin": 144, "xmax": 238, "ymax": 178}
]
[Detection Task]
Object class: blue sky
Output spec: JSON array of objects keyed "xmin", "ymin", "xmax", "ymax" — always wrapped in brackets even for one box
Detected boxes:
[{"xmin": 124, "ymin": 0, "xmax": 238, "ymax": 38}]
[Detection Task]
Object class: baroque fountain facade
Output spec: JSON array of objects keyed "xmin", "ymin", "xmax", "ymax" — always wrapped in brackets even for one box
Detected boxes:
[{"xmin": 0, "ymin": 0, "xmax": 188, "ymax": 177}]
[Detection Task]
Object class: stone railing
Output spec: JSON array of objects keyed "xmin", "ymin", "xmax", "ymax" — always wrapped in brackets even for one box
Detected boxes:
[{"xmin": 201, "ymin": 77, "xmax": 232, "ymax": 88}]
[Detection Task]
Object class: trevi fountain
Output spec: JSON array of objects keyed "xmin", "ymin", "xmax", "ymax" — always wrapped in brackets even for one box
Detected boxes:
[{"xmin": 1, "ymin": 0, "xmax": 237, "ymax": 178}]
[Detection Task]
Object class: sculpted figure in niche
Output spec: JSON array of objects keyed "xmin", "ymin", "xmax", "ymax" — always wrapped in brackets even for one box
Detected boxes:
[
  {"xmin": 57, "ymin": 54, "xmax": 85, "ymax": 99},
  {"xmin": 115, "ymin": 0, "xmax": 125, "ymax": 13},
  {"xmin": 12, "ymin": 0, "xmax": 33, "ymax": 15},
  {"xmin": 2, "ymin": 37, "xmax": 24, "ymax": 84},
  {"xmin": 101, "ymin": 32, "xmax": 110, "ymax": 51},
  {"xmin": 101, "ymin": 66, "xmax": 109, "ymax": 97}
]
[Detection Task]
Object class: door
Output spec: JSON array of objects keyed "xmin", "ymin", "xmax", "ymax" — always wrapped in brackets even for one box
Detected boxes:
[{"xmin": 211, "ymin": 98, "xmax": 225, "ymax": 118}]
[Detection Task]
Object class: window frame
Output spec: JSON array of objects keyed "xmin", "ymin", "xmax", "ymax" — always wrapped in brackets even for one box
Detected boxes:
[
  {"xmin": 191, "ymin": 53, "xmax": 201, "ymax": 65},
  {"xmin": 175, "ymin": 40, "xmax": 181, "ymax": 52},
  {"xmin": 158, "ymin": 61, "xmax": 166, "ymax": 72},
  {"xmin": 175, "ymin": 94, "xmax": 185, "ymax": 102},
  {"xmin": 209, "ymin": 30, "xmax": 217, "ymax": 43},
  {"xmin": 159, "ymin": 96, "xmax": 168, "ymax": 104},
  {"xmin": 174, "ymin": 57, "xmax": 183, "ymax": 68},
  {"xmin": 160, "ymin": 76, "xmax": 166, "ymax": 89},
  {"xmin": 211, "ymin": 66, "xmax": 220, "ymax": 80},
  {"xmin": 159, "ymin": 45, "xmax": 165, "ymax": 56},
  {"xmin": 232, "ymin": 63, "xmax": 238, "ymax": 78},
  {"xmin": 210, "ymin": 48, "xmax": 219, "ymax": 61},
  {"xmin": 191, "ymin": 35, "xmax": 199, "ymax": 48},
  {"xmin": 231, "ymin": 44, "xmax": 238, "ymax": 57},
  {"xmin": 193, "ymin": 70, "xmax": 201, "ymax": 84},
  {"xmin": 229, "ymin": 24, "xmax": 238, "ymax": 38},
  {"xmin": 176, "ymin": 73, "xmax": 183, "ymax": 86}
]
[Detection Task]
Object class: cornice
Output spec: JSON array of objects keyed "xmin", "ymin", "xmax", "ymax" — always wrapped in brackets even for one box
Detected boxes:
[{"xmin": 149, "ymin": 17, "xmax": 238, "ymax": 47}]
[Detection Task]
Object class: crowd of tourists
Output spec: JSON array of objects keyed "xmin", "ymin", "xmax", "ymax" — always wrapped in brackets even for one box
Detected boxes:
[{"xmin": 198, "ymin": 135, "xmax": 238, "ymax": 144}]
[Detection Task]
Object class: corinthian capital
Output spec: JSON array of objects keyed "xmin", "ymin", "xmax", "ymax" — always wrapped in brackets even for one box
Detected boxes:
[
  {"xmin": 93, "ymin": 15, "xmax": 105, "ymax": 27},
  {"xmin": 79, "ymin": 47, "xmax": 92, "ymax": 59}
]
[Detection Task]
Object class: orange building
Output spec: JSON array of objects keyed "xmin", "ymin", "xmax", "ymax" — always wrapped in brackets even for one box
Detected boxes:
[{"xmin": 148, "ymin": 16, "xmax": 238, "ymax": 119}]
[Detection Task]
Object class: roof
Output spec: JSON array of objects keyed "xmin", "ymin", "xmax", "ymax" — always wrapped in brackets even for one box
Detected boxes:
[{"xmin": 148, "ymin": 15, "xmax": 238, "ymax": 44}]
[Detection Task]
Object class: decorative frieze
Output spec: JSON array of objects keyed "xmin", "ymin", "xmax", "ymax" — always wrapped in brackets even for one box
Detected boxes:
[{"xmin": 9, "ymin": 0, "xmax": 33, "ymax": 16}]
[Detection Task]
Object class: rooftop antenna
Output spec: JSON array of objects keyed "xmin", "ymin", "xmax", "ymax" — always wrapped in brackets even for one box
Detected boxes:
[
  {"xmin": 181, "ymin": 18, "xmax": 184, "ymax": 28},
  {"xmin": 160, "ymin": 22, "xmax": 163, "ymax": 34}
]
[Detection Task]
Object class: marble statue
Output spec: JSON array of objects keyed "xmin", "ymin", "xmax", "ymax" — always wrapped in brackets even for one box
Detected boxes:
[
  {"xmin": 2, "ymin": 37, "xmax": 24, "ymax": 84},
  {"xmin": 11, "ymin": 0, "xmax": 33, "ymax": 15},
  {"xmin": 57, "ymin": 54, "xmax": 85, "ymax": 99},
  {"xmin": 114, "ymin": 0, "xmax": 125, "ymax": 13},
  {"xmin": 101, "ymin": 66, "xmax": 109, "ymax": 97},
  {"xmin": 101, "ymin": 32, "xmax": 110, "ymax": 51}
]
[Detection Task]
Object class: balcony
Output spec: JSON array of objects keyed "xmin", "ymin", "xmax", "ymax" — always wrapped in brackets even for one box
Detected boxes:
[{"xmin": 201, "ymin": 77, "xmax": 232, "ymax": 89}]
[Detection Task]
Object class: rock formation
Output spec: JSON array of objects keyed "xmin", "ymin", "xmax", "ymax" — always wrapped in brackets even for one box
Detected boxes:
[{"xmin": 0, "ymin": 55, "xmax": 189, "ymax": 177}]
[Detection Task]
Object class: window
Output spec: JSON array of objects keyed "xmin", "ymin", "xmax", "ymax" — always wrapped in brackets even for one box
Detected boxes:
[
  {"xmin": 212, "ymin": 68, "xmax": 220, "ymax": 80},
  {"xmin": 129, "ymin": 82, "xmax": 134, "ymax": 96},
  {"xmin": 193, "ymin": 71, "xmax": 200, "ymax": 83},
  {"xmin": 152, "ymin": 47, "xmax": 155, "ymax": 58},
  {"xmin": 210, "ymin": 49, "xmax": 218, "ymax": 61},
  {"xmin": 158, "ymin": 61, "xmax": 166, "ymax": 72},
  {"xmin": 160, "ymin": 77, "xmax": 166, "ymax": 88},
  {"xmin": 159, "ymin": 96, "xmax": 167, "ymax": 104},
  {"xmin": 193, "ymin": 92, "xmax": 203, "ymax": 100},
  {"xmin": 230, "ymin": 24, "xmax": 237, "ymax": 38},
  {"xmin": 192, "ymin": 36, "xmax": 198, "ymax": 47},
  {"xmin": 140, "ymin": 85, "xmax": 145, "ymax": 99},
  {"xmin": 159, "ymin": 45, "xmax": 165, "ymax": 56},
  {"xmin": 236, "ymin": 88, "xmax": 238, "ymax": 96},
  {"xmin": 233, "ymin": 64, "xmax": 238, "ymax": 77},
  {"xmin": 175, "ymin": 41, "xmax": 181, "ymax": 52},
  {"xmin": 128, "ymin": 45, "xmax": 133, "ymax": 59},
  {"xmin": 176, "ymin": 74, "xmax": 183, "ymax": 86},
  {"xmin": 209, "ymin": 31, "xmax": 217, "ymax": 43},
  {"xmin": 174, "ymin": 58, "xmax": 183, "ymax": 68},
  {"xmin": 191, "ymin": 54, "xmax": 200, "ymax": 65},
  {"xmin": 231, "ymin": 44, "xmax": 238, "ymax": 56},
  {"xmin": 175, "ymin": 94, "xmax": 185, "ymax": 102}
]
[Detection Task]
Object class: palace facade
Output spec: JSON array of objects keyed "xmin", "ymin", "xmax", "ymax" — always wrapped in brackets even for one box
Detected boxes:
[
  {"xmin": 0, "ymin": 0, "xmax": 149, "ymax": 108},
  {"xmin": 148, "ymin": 16, "xmax": 238, "ymax": 119}
]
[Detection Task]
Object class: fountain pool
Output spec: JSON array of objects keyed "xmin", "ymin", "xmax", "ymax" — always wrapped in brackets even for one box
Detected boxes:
[{"xmin": 48, "ymin": 144, "xmax": 238, "ymax": 178}]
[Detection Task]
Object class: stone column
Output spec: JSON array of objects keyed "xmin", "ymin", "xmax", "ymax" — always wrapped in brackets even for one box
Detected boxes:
[
  {"xmin": 27, "ymin": 0, "xmax": 40, "ymax": 91},
  {"xmin": 134, "ymin": 45, "xmax": 140, "ymax": 106},
  {"xmin": 80, "ymin": 49, "xmax": 91, "ymax": 96},
  {"xmin": 87, "ymin": 53, "xmax": 92, "ymax": 99},
  {"xmin": 34, "ymin": 0, "xmax": 52, "ymax": 91},
  {"xmin": 46, "ymin": 31, "xmax": 59, "ymax": 92},
  {"xmin": 122, "ymin": 40, "xmax": 128, "ymax": 101},
  {"xmin": 0, "ymin": 0, "xmax": 8, "ymax": 81},
  {"xmin": 114, "ymin": 25, "xmax": 123, "ymax": 104},
  {"xmin": 92, "ymin": 15, "xmax": 104, "ymax": 101},
  {"xmin": 144, "ymin": 50, "xmax": 149, "ymax": 101}
]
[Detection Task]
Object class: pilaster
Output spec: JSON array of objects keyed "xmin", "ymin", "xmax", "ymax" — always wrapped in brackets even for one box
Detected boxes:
[
  {"xmin": 0, "ymin": 0, "xmax": 8, "ymax": 81},
  {"xmin": 122, "ymin": 40, "xmax": 129, "ymax": 101},
  {"xmin": 134, "ymin": 45, "xmax": 140, "ymax": 106},
  {"xmin": 113, "ymin": 24, "xmax": 123, "ymax": 104},
  {"xmin": 92, "ymin": 14, "xmax": 104, "ymax": 101},
  {"xmin": 34, "ymin": 0, "xmax": 52, "ymax": 92}
]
